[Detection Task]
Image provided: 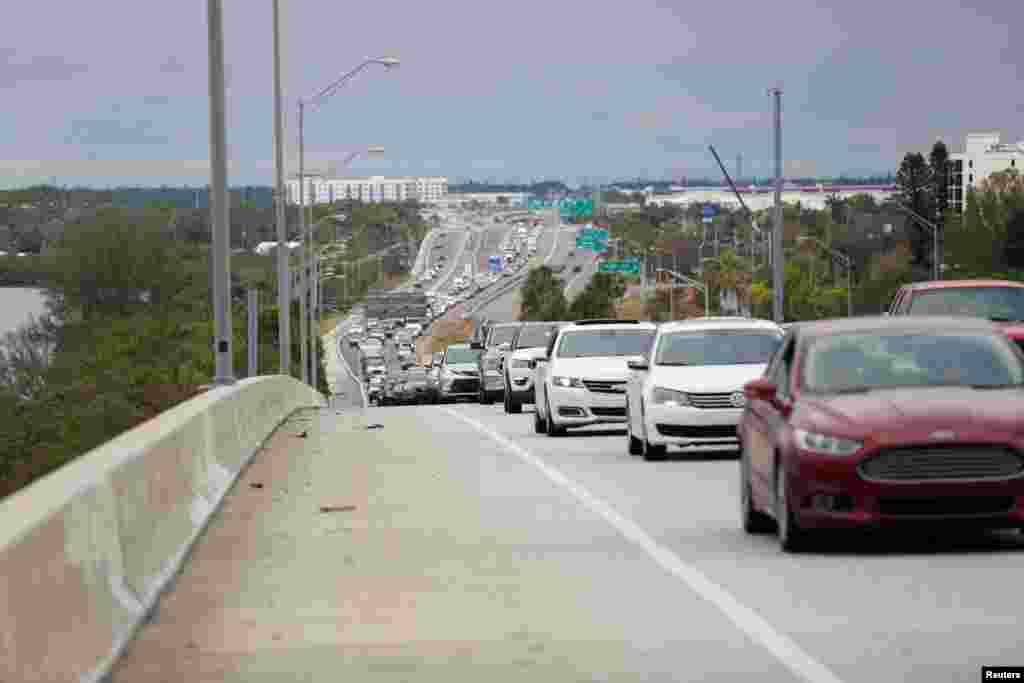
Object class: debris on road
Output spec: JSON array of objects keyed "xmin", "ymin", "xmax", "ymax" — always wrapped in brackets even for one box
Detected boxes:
[
  {"xmin": 320, "ymin": 504, "xmax": 358, "ymax": 513},
  {"xmin": 365, "ymin": 423, "xmax": 384, "ymax": 430},
  {"xmin": 249, "ymin": 482, "xmax": 264, "ymax": 489}
]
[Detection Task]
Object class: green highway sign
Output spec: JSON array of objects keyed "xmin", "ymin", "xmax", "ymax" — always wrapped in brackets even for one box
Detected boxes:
[
  {"xmin": 575, "ymin": 226, "xmax": 609, "ymax": 250},
  {"xmin": 597, "ymin": 258, "xmax": 641, "ymax": 275},
  {"xmin": 528, "ymin": 197, "xmax": 594, "ymax": 218}
]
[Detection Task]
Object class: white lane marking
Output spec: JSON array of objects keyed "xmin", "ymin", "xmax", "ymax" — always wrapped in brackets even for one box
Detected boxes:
[
  {"xmin": 335, "ymin": 333, "xmax": 367, "ymax": 407},
  {"xmin": 444, "ymin": 408, "xmax": 846, "ymax": 683},
  {"xmin": 543, "ymin": 222, "xmax": 561, "ymax": 265}
]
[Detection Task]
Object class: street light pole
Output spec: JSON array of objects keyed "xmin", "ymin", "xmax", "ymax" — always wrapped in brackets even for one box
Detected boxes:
[
  {"xmin": 206, "ymin": 0, "xmax": 234, "ymax": 385},
  {"xmin": 658, "ymin": 268, "xmax": 709, "ymax": 317},
  {"xmin": 768, "ymin": 85, "xmax": 784, "ymax": 323},
  {"xmin": 298, "ymin": 100, "xmax": 309, "ymax": 385},
  {"xmin": 295, "ymin": 58, "xmax": 399, "ymax": 389},
  {"xmin": 798, "ymin": 236, "xmax": 853, "ymax": 317},
  {"xmin": 272, "ymin": 0, "xmax": 290, "ymax": 376},
  {"xmin": 893, "ymin": 202, "xmax": 940, "ymax": 281}
]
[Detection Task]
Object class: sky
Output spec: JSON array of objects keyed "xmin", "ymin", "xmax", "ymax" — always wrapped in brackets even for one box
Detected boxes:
[{"xmin": 1, "ymin": 0, "xmax": 1022, "ymax": 188}]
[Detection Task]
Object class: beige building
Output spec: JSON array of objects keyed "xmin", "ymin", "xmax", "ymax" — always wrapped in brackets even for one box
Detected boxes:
[{"xmin": 948, "ymin": 132, "xmax": 1024, "ymax": 211}]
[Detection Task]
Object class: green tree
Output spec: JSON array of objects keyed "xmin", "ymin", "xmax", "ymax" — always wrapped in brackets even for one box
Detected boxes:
[
  {"xmin": 1006, "ymin": 209, "xmax": 1024, "ymax": 271},
  {"xmin": 568, "ymin": 273, "xmax": 625, "ymax": 319},
  {"xmin": 896, "ymin": 152, "xmax": 934, "ymax": 268},
  {"xmin": 519, "ymin": 266, "xmax": 568, "ymax": 321},
  {"xmin": 43, "ymin": 208, "xmax": 194, "ymax": 320},
  {"xmin": 930, "ymin": 140, "xmax": 950, "ymax": 264}
]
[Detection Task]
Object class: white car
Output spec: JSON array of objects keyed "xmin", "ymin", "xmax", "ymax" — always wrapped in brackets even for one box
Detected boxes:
[
  {"xmin": 503, "ymin": 321, "xmax": 565, "ymax": 413},
  {"xmin": 533, "ymin": 320, "xmax": 658, "ymax": 436},
  {"xmin": 625, "ymin": 317, "xmax": 783, "ymax": 460}
]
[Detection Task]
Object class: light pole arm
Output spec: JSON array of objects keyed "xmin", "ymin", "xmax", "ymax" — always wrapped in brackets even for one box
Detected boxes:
[
  {"xmin": 307, "ymin": 60, "xmax": 375, "ymax": 108},
  {"xmin": 656, "ymin": 268, "xmax": 706, "ymax": 292}
]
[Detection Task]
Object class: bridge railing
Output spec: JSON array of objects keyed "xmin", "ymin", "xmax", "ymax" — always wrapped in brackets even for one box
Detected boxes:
[{"xmin": 0, "ymin": 375, "xmax": 325, "ymax": 683}]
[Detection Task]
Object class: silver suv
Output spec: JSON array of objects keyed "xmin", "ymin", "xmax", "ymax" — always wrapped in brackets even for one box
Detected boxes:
[{"xmin": 437, "ymin": 343, "xmax": 483, "ymax": 403}]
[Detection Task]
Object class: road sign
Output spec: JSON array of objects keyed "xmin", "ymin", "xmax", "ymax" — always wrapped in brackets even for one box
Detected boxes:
[
  {"xmin": 702, "ymin": 205, "xmax": 717, "ymax": 217},
  {"xmin": 576, "ymin": 227, "xmax": 609, "ymax": 250},
  {"xmin": 597, "ymin": 258, "xmax": 641, "ymax": 275},
  {"xmin": 560, "ymin": 198, "xmax": 593, "ymax": 219},
  {"xmin": 488, "ymin": 255, "xmax": 503, "ymax": 273},
  {"xmin": 702, "ymin": 216, "xmax": 713, "ymax": 224}
]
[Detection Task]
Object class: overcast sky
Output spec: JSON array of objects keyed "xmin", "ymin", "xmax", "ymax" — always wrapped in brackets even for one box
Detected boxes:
[{"xmin": 1, "ymin": 0, "xmax": 1021, "ymax": 188}]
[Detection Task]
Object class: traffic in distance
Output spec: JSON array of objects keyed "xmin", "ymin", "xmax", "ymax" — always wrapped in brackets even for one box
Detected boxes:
[{"xmin": 340, "ymin": 275, "xmax": 1024, "ymax": 552}]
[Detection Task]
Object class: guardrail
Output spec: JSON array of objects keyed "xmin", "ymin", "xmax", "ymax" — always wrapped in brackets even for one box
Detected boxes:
[{"xmin": 0, "ymin": 376, "xmax": 325, "ymax": 683}]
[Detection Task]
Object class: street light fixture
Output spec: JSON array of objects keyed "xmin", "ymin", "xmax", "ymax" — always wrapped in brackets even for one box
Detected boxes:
[
  {"xmin": 797, "ymin": 236, "xmax": 853, "ymax": 317},
  {"xmin": 296, "ymin": 57, "xmax": 400, "ymax": 388}
]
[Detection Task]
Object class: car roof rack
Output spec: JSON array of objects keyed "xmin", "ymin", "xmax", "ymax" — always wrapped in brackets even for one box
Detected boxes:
[{"xmin": 573, "ymin": 319, "xmax": 639, "ymax": 325}]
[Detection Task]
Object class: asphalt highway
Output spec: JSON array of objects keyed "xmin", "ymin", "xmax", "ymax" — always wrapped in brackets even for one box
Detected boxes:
[{"xmin": 115, "ymin": 341, "xmax": 1024, "ymax": 683}]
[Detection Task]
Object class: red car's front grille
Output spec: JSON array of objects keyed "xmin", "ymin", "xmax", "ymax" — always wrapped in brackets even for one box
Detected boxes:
[
  {"xmin": 859, "ymin": 446, "xmax": 1024, "ymax": 482},
  {"xmin": 878, "ymin": 496, "xmax": 1015, "ymax": 517}
]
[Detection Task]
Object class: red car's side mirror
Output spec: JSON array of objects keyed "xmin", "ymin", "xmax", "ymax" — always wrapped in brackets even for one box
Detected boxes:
[{"xmin": 744, "ymin": 377, "xmax": 778, "ymax": 403}]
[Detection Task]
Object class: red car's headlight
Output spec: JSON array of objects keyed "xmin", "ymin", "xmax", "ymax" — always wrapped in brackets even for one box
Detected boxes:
[{"xmin": 793, "ymin": 429, "xmax": 862, "ymax": 456}]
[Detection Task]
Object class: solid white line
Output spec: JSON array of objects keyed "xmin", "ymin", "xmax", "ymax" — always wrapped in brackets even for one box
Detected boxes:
[
  {"xmin": 333, "ymin": 328, "xmax": 367, "ymax": 407},
  {"xmin": 444, "ymin": 408, "xmax": 846, "ymax": 683}
]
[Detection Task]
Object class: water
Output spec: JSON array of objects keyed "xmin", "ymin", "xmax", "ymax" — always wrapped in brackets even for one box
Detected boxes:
[{"xmin": 0, "ymin": 288, "xmax": 48, "ymax": 338}]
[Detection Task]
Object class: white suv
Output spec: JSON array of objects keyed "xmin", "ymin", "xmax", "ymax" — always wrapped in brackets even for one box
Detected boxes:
[
  {"xmin": 534, "ymin": 320, "xmax": 658, "ymax": 436},
  {"xmin": 625, "ymin": 317, "xmax": 783, "ymax": 460}
]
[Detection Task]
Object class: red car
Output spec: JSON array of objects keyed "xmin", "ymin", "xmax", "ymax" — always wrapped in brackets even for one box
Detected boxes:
[
  {"xmin": 738, "ymin": 315, "xmax": 1024, "ymax": 552},
  {"xmin": 887, "ymin": 279, "xmax": 1024, "ymax": 352}
]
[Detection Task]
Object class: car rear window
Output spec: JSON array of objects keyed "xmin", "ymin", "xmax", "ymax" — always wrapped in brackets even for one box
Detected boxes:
[
  {"xmin": 487, "ymin": 325, "xmax": 519, "ymax": 346},
  {"xmin": 516, "ymin": 324, "xmax": 558, "ymax": 349},
  {"xmin": 445, "ymin": 347, "xmax": 483, "ymax": 364},
  {"xmin": 802, "ymin": 332, "xmax": 1024, "ymax": 393},
  {"xmin": 907, "ymin": 286, "xmax": 1024, "ymax": 322},
  {"xmin": 556, "ymin": 330, "xmax": 654, "ymax": 358}
]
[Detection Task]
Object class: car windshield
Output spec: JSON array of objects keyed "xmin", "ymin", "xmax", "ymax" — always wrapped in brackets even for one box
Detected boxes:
[
  {"xmin": 445, "ymin": 347, "xmax": 483, "ymax": 364},
  {"xmin": 803, "ymin": 332, "xmax": 1024, "ymax": 393},
  {"xmin": 655, "ymin": 331, "xmax": 782, "ymax": 366},
  {"xmin": 516, "ymin": 324, "xmax": 558, "ymax": 349},
  {"xmin": 487, "ymin": 325, "xmax": 519, "ymax": 346},
  {"xmin": 907, "ymin": 287, "xmax": 1024, "ymax": 321},
  {"xmin": 556, "ymin": 330, "xmax": 654, "ymax": 358}
]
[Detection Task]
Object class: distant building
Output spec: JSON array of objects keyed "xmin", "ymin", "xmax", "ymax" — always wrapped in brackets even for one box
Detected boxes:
[
  {"xmin": 948, "ymin": 132, "xmax": 1024, "ymax": 211},
  {"xmin": 287, "ymin": 176, "xmax": 447, "ymax": 205},
  {"xmin": 444, "ymin": 192, "xmax": 529, "ymax": 208}
]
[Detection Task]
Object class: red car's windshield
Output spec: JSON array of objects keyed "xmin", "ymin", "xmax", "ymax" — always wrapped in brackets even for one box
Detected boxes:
[
  {"xmin": 802, "ymin": 332, "xmax": 1024, "ymax": 393},
  {"xmin": 908, "ymin": 287, "xmax": 1024, "ymax": 322}
]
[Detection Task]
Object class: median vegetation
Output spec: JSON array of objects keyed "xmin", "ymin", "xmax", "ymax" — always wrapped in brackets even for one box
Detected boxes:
[{"xmin": 596, "ymin": 164, "xmax": 1024, "ymax": 321}]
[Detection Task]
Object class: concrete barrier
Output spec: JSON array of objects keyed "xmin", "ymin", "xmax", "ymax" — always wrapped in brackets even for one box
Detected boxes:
[{"xmin": 0, "ymin": 375, "xmax": 325, "ymax": 683}]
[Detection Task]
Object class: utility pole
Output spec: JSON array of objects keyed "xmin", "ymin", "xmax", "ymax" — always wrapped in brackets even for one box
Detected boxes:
[
  {"xmin": 206, "ymin": 0, "xmax": 234, "ymax": 385},
  {"xmin": 272, "ymin": 0, "xmax": 291, "ymax": 376},
  {"xmin": 737, "ymin": 153, "xmax": 742, "ymax": 183},
  {"xmin": 768, "ymin": 85, "xmax": 784, "ymax": 324}
]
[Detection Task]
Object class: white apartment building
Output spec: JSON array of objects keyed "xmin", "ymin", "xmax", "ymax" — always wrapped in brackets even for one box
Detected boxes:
[
  {"xmin": 948, "ymin": 132, "xmax": 1024, "ymax": 211},
  {"xmin": 287, "ymin": 176, "xmax": 448, "ymax": 205}
]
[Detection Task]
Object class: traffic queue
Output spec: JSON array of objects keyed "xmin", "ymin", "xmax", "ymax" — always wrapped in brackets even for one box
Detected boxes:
[{"xmin": 343, "ymin": 277, "xmax": 1024, "ymax": 552}]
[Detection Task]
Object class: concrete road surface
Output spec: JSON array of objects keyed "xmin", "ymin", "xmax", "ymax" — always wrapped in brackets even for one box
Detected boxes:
[
  {"xmin": 109, "ymin": 397, "xmax": 1024, "ymax": 682},
  {"xmin": 476, "ymin": 225, "xmax": 585, "ymax": 322}
]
